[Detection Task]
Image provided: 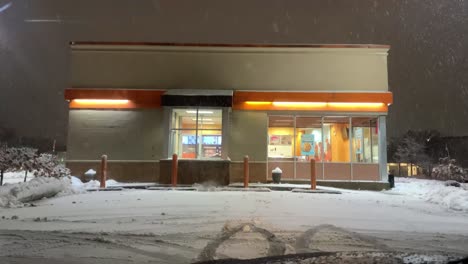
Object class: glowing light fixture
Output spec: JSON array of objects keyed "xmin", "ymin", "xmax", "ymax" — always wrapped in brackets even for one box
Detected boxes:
[
  {"xmin": 241, "ymin": 100, "xmax": 386, "ymax": 110},
  {"xmin": 245, "ymin": 101, "xmax": 272, "ymax": 105},
  {"xmin": 192, "ymin": 118, "xmax": 212, "ymax": 121},
  {"xmin": 272, "ymin": 102, "xmax": 327, "ymax": 107},
  {"xmin": 327, "ymin": 102, "xmax": 384, "ymax": 108},
  {"xmin": 186, "ymin": 110, "xmax": 214, "ymax": 114},
  {"xmin": 73, "ymin": 99, "xmax": 129, "ymax": 104}
]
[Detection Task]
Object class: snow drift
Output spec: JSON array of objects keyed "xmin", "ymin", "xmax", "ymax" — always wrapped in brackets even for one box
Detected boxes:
[
  {"xmin": 390, "ymin": 177, "xmax": 468, "ymax": 212},
  {"xmin": 0, "ymin": 176, "xmax": 84, "ymax": 207}
]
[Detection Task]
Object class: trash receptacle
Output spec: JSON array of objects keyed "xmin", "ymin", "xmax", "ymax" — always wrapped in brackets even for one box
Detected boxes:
[
  {"xmin": 84, "ymin": 169, "xmax": 97, "ymax": 182},
  {"xmin": 272, "ymin": 167, "xmax": 282, "ymax": 183},
  {"xmin": 388, "ymin": 174, "xmax": 395, "ymax": 188}
]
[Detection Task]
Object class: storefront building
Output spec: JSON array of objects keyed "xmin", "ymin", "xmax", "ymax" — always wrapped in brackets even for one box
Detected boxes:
[{"xmin": 65, "ymin": 42, "xmax": 392, "ymax": 185}]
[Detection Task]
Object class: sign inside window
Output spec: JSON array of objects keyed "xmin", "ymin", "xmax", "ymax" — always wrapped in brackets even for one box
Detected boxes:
[{"xmin": 301, "ymin": 134, "xmax": 315, "ymax": 156}]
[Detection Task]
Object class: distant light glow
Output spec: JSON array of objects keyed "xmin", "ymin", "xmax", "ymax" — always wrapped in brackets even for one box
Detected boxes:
[{"xmin": 73, "ymin": 99, "xmax": 129, "ymax": 104}]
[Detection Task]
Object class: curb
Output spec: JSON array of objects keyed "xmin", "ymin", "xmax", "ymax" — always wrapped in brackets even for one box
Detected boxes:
[
  {"xmin": 219, "ymin": 187, "xmax": 271, "ymax": 192},
  {"xmin": 291, "ymin": 188, "xmax": 341, "ymax": 194},
  {"xmin": 147, "ymin": 187, "xmax": 198, "ymax": 191}
]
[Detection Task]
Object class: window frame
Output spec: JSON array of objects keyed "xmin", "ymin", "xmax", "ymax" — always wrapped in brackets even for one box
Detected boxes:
[
  {"xmin": 267, "ymin": 114, "xmax": 381, "ymax": 180},
  {"xmin": 169, "ymin": 107, "xmax": 223, "ymax": 159}
]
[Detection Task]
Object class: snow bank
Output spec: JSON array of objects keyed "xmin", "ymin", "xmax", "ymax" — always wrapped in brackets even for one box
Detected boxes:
[
  {"xmin": 0, "ymin": 177, "xmax": 84, "ymax": 208},
  {"xmin": 69, "ymin": 177, "xmax": 153, "ymax": 190},
  {"xmin": 389, "ymin": 178, "xmax": 468, "ymax": 212},
  {"xmin": 81, "ymin": 179, "xmax": 120, "ymax": 189}
]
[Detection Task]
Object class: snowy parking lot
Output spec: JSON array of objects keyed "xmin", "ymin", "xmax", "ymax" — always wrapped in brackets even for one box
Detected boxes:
[{"xmin": 0, "ymin": 176, "xmax": 468, "ymax": 263}]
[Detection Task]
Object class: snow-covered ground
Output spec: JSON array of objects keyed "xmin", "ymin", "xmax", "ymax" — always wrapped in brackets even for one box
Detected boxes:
[
  {"xmin": 1, "ymin": 175, "xmax": 467, "ymax": 234},
  {"xmin": 1, "ymin": 176, "xmax": 468, "ymax": 262},
  {"xmin": 388, "ymin": 177, "xmax": 468, "ymax": 212}
]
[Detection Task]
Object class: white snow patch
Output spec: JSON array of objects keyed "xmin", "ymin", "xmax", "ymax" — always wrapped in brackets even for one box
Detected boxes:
[
  {"xmin": 70, "ymin": 177, "xmax": 157, "ymax": 190},
  {"xmin": 387, "ymin": 177, "xmax": 468, "ymax": 212},
  {"xmin": 272, "ymin": 167, "xmax": 282, "ymax": 173},
  {"xmin": 82, "ymin": 179, "xmax": 120, "ymax": 189},
  {"xmin": 84, "ymin": 169, "xmax": 96, "ymax": 176},
  {"xmin": 2, "ymin": 171, "xmax": 31, "ymax": 184},
  {"xmin": 0, "ymin": 176, "xmax": 84, "ymax": 207}
]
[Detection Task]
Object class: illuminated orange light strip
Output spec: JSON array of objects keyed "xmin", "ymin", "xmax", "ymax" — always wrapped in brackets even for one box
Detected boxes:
[
  {"xmin": 246, "ymin": 101, "xmax": 384, "ymax": 108},
  {"xmin": 73, "ymin": 99, "xmax": 129, "ymax": 104},
  {"xmin": 272, "ymin": 102, "xmax": 328, "ymax": 107},
  {"xmin": 69, "ymin": 99, "xmax": 137, "ymax": 109},
  {"xmin": 234, "ymin": 91, "xmax": 393, "ymax": 105},
  {"xmin": 239, "ymin": 101, "xmax": 388, "ymax": 112},
  {"xmin": 245, "ymin": 101, "xmax": 272, "ymax": 105},
  {"xmin": 327, "ymin": 102, "xmax": 384, "ymax": 107}
]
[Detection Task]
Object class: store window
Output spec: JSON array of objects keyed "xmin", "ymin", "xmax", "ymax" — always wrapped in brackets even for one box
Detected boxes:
[
  {"xmin": 267, "ymin": 116, "xmax": 294, "ymax": 179},
  {"xmin": 170, "ymin": 108, "xmax": 222, "ymax": 159},
  {"xmin": 295, "ymin": 117, "xmax": 323, "ymax": 161},
  {"xmin": 267, "ymin": 116, "xmax": 294, "ymax": 158},
  {"xmin": 323, "ymin": 117, "xmax": 351, "ymax": 162},
  {"xmin": 351, "ymin": 117, "xmax": 379, "ymax": 163},
  {"xmin": 295, "ymin": 117, "xmax": 323, "ymax": 179}
]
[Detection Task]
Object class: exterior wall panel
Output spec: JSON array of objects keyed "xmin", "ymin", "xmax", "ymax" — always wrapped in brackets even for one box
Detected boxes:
[
  {"xmin": 67, "ymin": 109, "xmax": 165, "ymax": 160},
  {"xmin": 66, "ymin": 161, "xmax": 159, "ymax": 182},
  {"xmin": 228, "ymin": 111, "xmax": 268, "ymax": 162},
  {"xmin": 71, "ymin": 46, "xmax": 388, "ymax": 92}
]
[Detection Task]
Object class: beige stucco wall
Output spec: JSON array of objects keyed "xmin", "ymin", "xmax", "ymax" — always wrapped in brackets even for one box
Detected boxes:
[
  {"xmin": 67, "ymin": 109, "xmax": 166, "ymax": 160},
  {"xmin": 228, "ymin": 110, "xmax": 268, "ymax": 162},
  {"xmin": 71, "ymin": 45, "xmax": 389, "ymax": 92}
]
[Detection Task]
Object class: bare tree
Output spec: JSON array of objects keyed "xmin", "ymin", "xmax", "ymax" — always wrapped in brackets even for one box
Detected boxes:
[
  {"xmin": 394, "ymin": 136, "xmax": 432, "ymax": 176},
  {"xmin": 18, "ymin": 147, "xmax": 39, "ymax": 182},
  {"xmin": 0, "ymin": 143, "xmax": 69, "ymax": 185},
  {"xmin": 0, "ymin": 144, "xmax": 9, "ymax": 185},
  {"xmin": 33, "ymin": 153, "xmax": 70, "ymax": 178},
  {"xmin": 0, "ymin": 145, "xmax": 38, "ymax": 185}
]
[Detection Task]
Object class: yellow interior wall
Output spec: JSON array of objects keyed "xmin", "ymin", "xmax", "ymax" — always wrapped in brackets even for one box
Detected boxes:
[
  {"xmin": 295, "ymin": 130, "xmax": 305, "ymax": 156},
  {"xmin": 269, "ymin": 128, "xmax": 324, "ymax": 158},
  {"xmin": 198, "ymin": 130, "xmax": 222, "ymax": 136},
  {"xmin": 330, "ymin": 124, "xmax": 350, "ymax": 162},
  {"xmin": 268, "ymin": 127, "xmax": 294, "ymax": 156},
  {"xmin": 268, "ymin": 127, "xmax": 294, "ymax": 136},
  {"xmin": 182, "ymin": 123, "xmax": 222, "ymax": 130}
]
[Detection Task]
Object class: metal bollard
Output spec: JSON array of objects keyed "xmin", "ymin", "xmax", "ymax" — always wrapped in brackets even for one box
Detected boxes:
[
  {"xmin": 100, "ymin": 155, "xmax": 107, "ymax": 189},
  {"xmin": 244, "ymin": 155, "xmax": 249, "ymax": 188},
  {"xmin": 310, "ymin": 159, "xmax": 316, "ymax": 190},
  {"xmin": 388, "ymin": 174, "xmax": 395, "ymax": 188},
  {"xmin": 171, "ymin": 153, "xmax": 178, "ymax": 187}
]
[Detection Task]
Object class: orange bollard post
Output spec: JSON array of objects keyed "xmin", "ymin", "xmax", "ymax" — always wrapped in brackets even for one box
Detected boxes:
[
  {"xmin": 244, "ymin": 155, "xmax": 249, "ymax": 188},
  {"xmin": 100, "ymin": 155, "xmax": 107, "ymax": 189},
  {"xmin": 171, "ymin": 153, "xmax": 178, "ymax": 187},
  {"xmin": 310, "ymin": 158, "xmax": 316, "ymax": 190}
]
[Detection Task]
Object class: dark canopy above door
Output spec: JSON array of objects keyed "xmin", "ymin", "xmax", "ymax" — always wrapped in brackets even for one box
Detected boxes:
[{"xmin": 161, "ymin": 89, "xmax": 233, "ymax": 107}]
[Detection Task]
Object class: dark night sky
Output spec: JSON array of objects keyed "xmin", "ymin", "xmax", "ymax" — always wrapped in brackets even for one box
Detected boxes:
[{"xmin": 1, "ymin": 0, "xmax": 468, "ymax": 147}]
